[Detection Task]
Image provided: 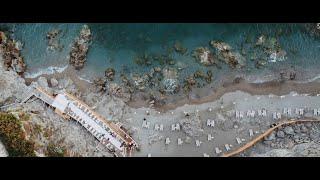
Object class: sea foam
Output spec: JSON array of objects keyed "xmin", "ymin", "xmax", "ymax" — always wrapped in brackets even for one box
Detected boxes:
[{"xmin": 24, "ymin": 65, "xmax": 68, "ymax": 78}]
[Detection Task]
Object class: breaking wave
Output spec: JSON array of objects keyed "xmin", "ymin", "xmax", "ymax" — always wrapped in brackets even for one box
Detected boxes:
[{"xmin": 24, "ymin": 65, "xmax": 68, "ymax": 78}]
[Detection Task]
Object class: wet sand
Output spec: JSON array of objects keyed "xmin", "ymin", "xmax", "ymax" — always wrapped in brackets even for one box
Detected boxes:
[{"xmin": 23, "ymin": 65, "xmax": 320, "ymax": 113}]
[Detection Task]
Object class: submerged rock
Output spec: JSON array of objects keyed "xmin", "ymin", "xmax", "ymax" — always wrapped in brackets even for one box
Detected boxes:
[
  {"xmin": 268, "ymin": 49, "xmax": 287, "ymax": 63},
  {"xmin": 305, "ymin": 23, "xmax": 320, "ymax": 38},
  {"xmin": 183, "ymin": 75, "xmax": 197, "ymax": 92},
  {"xmin": 132, "ymin": 74, "xmax": 148, "ymax": 91},
  {"xmin": 93, "ymin": 77, "xmax": 107, "ymax": 92},
  {"xmin": 105, "ymin": 68, "xmax": 115, "ymax": 81},
  {"xmin": 162, "ymin": 67, "xmax": 178, "ymax": 79},
  {"xmin": 255, "ymin": 35, "xmax": 287, "ymax": 63},
  {"xmin": 156, "ymin": 67, "xmax": 180, "ymax": 94},
  {"xmin": 46, "ymin": 29, "xmax": 63, "ymax": 51},
  {"xmin": 192, "ymin": 47, "xmax": 216, "ymax": 66},
  {"xmin": 162, "ymin": 78, "xmax": 179, "ymax": 94},
  {"xmin": 69, "ymin": 25, "xmax": 92, "ymax": 70},
  {"xmin": 210, "ymin": 40, "xmax": 232, "ymax": 52},
  {"xmin": 255, "ymin": 35, "xmax": 266, "ymax": 46},
  {"xmin": 173, "ymin": 41, "xmax": 187, "ymax": 55}
]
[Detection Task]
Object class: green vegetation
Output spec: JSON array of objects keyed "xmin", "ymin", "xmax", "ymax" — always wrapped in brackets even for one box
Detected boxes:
[{"xmin": 0, "ymin": 112, "xmax": 36, "ymax": 157}]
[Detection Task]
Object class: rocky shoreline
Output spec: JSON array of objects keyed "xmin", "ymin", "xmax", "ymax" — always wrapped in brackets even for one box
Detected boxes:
[{"xmin": 1, "ymin": 24, "xmax": 320, "ymax": 157}]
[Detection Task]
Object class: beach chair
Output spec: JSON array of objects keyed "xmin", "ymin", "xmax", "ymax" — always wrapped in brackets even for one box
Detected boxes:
[
  {"xmin": 207, "ymin": 119, "xmax": 215, "ymax": 127},
  {"xmin": 236, "ymin": 137, "xmax": 241, "ymax": 144},
  {"xmin": 195, "ymin": 140, "xmax": 202, "ymax": 147},
  {"xmin": 159, "ymin": 124, "xmax": 164, "ymax": 131},
  {"xmin": 215, "ymin": 147, "xmax": 221, "ymax": 154},
  {"xmin": 203, "ymin": 153, "xmax": 210, "ymax": 157},
  {"xmin": 207, "ymin": 134, "xmax": 214, "ymax": 141},
  {"xmin": 165, "ymin": 138, "xmax": 171, "ymax": 145},
  {"xmin": 154, "ymin": 124, "xmax": 160, "ymax": 131},
  {"xmin": 142, "ymin": 121, "xmax": 150, "ymax": 129},
  {"xmin": 299, "ymin": 108, "xmax": 304, "ymax": 116},
  {"xmin": 249, "ymin": 129, "xmax": 254, "ymax": 137},
  {"xmin": 171, "ymin": 124, "xmax": 175, "ymax": 131},
  {"xmin": 224, "ymin": 144, "xmax": 230, "ymax": 151},
  {"xmin": 175, "ymin": 123, "xmax": 180, "ymax": 131}
]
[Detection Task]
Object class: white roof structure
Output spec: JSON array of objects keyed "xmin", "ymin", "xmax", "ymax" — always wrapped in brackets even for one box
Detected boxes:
[{"xmin": 52, "ymin": 94, "xmax": 68, "ymax": 112}]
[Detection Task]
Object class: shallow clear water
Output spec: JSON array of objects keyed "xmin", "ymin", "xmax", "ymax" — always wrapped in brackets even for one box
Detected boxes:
[{"xmin": 1, "ymin": 23, "xmax": 319, "ymax": 82}]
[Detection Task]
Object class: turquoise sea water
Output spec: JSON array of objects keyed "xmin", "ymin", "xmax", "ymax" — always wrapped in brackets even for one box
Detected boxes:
[{"xmin": 1, "ymin": 23, "xmax": 319, "ymax": 83}]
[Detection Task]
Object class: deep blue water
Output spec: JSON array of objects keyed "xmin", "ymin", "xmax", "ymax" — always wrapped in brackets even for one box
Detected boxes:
[{"xmin": 1, "ymin": 23, "xmax": 319, "ymax": 82}]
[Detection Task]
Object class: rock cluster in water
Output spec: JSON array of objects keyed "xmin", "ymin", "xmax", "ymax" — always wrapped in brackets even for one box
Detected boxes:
[
  {"xmin": 46, "ymin": 29, "xmax": 63, "ymax": 51},
  {"xmin": 173, "ymin": 41, "xmax": 188, "ymax": 55},
  {"xmin": 305, "ymin": 23, "xmax": 320, "ymax": 38},
  {"xmin": 161, "ymin": 67, "xmax": 180, "ymax": 94},
  {"xmin": 254, "ymin": 35, "xmax": 287, "ymax": 63},
  {"xmin": 0, "ymin": 31, "xmax": 26, "ymax": 75},
  {"xmin": 93, "ymin": 30, "xmax": 292, "ymax": 105},
  {"xmin": 210, "ymin": 40, "xmax": 246, "ymax": 69},
  {"xmin": 192, "ymin": 47, "xmax": 216, "ymax": 66},
  {"xmin": 69, "ymin": 25, "xmax": 92, "ymax": 70},
  {"xmin": 106, "ymin": 83, "xmax": 131, "ymax": 102}
]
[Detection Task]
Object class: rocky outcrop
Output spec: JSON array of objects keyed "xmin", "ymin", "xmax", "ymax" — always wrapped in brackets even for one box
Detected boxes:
[
  {"xmin": 132, "ymin": 74, "xmax": 149, "ymax": 91},
  {"xmin": 305, "ymin": 23, "xmax": 320, "ymax": 38},
  {"xmin": 0, "ymin": 55, "xmax": 28, "ymax": 104},
  {"xmin": 210, "ymin": 40, "xmax": 246, "ymax": 69},
  {"xmin": 254, "ymin": 35, "xmax": 287, "ymax": 63},
  {"xmin": 69, "ymin": 25, "xmax": 92, "ymax": 70},
  {"xmin": 0, "ymin": 31, "xmax": 26, "ymax": 75}
]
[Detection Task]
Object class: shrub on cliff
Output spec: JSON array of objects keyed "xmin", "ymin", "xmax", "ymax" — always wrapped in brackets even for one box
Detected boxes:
[
  {"xmin": 45, "ymin": 142, "xmax": 67, "ymax": 157},
  {"xmin": 0, "ymin": 112, "xmax": 36, "ymax": 157}
]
